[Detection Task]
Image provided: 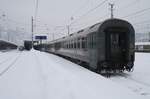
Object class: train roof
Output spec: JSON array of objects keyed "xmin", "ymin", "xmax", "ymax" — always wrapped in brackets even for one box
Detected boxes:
[
  {"xmin": 48, "ymin": 18, "xmax": 133, "ymax": 44},
  {"xmin": 0, "ymin": 39, "xmax": 18, "ymax": 46},
  {"xmin": 48, "ymin": 21, "xmax": 103, "ymax": 44}
]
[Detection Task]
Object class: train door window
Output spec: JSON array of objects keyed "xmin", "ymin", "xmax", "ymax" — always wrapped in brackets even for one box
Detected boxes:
[{"xmin": 111, "ymin": 33, "xmax": 119, "ymax": 49}]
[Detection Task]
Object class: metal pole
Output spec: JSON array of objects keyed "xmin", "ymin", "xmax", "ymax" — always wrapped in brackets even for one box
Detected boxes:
[
  {"xmin": 67, "ymin": 25, "xmax": 70, "ymax": 35},
  {"xmin": 31, "ymin": 16, "xmax": 34, "ymax": 48},
  {"xmin": 109, "ymin": 3, "xmax": 114, "ymax": 19}
]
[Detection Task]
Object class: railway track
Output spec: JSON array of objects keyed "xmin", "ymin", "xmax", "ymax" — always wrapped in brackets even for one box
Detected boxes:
[
  {"xmin": 109, "ymin": 73, "xmax": 150, "ymax": 97},
  {"xmin": 0, "ymin": 52, "xmax": 22, "ymax": 76},
  {"xmin": 120, "ymin": 73, "xmax": 150, "ymax": 87},
  {"xmin": 0, "ymin": 54, "xmax": 17, "ymax": 65}
]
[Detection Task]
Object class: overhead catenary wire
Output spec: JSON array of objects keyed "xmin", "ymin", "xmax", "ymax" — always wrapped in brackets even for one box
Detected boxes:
[
  {"xmin": 133, "ymin": 19, "xmax": 150, "ymax": 25},
  {"xmin": 70, "ymin": 0, "xmax": 108, "ymax": 25},
  {"xmin": 0, "ymin": 9, "xmax": 31, "ymax": 28},
  {"xmin": 71, "ymin": 0, "xmax": 91, "ymax": 17},
  {"xmin": 71, "ymin": 13, "xmax": 109, "ymax": 31},
  {"xmin": 118, "ymin": 0, "xmax": 140, "ymax": 11},
  {"xmin": 7, "ymin": 18, "xmax": 30, "ymax": 26},
  {"xmin": 121, "ymin": 7, "xmax": 150, "ymax": 18}
]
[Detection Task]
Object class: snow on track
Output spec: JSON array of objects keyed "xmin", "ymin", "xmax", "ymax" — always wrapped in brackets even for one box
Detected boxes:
[
  {"xmin": 0, "ymin": 51, "xmax": 22, "ymax": 76},
  {"xmin": 110, "ymin": 53, "xmax": 150, "ymax": 98},
  {"xmin": 0, "ymin": 50, "xmax": 148, "ymax": 99}
]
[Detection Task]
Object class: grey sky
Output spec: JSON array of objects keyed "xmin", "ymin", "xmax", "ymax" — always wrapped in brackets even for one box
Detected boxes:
[{"xmin": 0, "ymin": 0, "xmax": 150, "ymax": 41}]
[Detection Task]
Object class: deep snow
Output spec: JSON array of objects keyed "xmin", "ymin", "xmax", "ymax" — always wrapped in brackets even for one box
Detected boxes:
[{"xmin": 0, "ymin": 50, "xmax": 149, "ymax": 99}]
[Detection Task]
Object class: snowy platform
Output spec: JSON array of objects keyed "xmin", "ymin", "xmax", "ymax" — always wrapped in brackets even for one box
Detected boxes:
[{"xmin": 0, "ymin": 50, "xmax": 149, "ymax": 99}]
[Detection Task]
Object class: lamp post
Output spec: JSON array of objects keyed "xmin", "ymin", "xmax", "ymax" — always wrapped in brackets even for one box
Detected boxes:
[
  {"xmin": 67, "ymin": 17, "xmax": 74, "ymax": 35},
  {"xmin": 31, "ymin": 16, "xmax": 34, "ymax": 48}
]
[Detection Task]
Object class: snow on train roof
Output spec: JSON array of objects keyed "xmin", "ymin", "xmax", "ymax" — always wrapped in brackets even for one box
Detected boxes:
[{"xmin": 135, "ymin": 42, "xmax": 150, "ymax": 45}]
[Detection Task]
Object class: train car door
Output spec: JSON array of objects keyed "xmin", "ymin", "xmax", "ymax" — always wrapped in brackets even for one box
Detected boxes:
[{"xmin": 109, "ymin": 32, "xmax": 127, "ymax": 62}]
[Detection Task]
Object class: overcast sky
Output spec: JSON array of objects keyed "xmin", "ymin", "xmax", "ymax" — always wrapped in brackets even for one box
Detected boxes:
[{"xmin": 0, "ymin": 0, "xmax": 150, "ymax": 41}]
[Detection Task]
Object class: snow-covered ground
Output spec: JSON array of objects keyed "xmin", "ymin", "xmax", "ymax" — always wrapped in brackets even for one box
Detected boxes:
[
  {"xmin": 0, "ymin": 50, "xmax": 149, "ymax": 99},
  {"xmin": 110, "ymin": 53, "xmax": 150, "ymax": 98}
]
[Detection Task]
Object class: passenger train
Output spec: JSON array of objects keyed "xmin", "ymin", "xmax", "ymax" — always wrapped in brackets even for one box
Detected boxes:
[{"xmin": 34, "ymin": 18, "xmax": 135, "ymax": 73}]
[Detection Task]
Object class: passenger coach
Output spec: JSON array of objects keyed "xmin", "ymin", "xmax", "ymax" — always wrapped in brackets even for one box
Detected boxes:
[{"xmin": 43, "ymin": 18, "xmax": 135, "ymax": 72}]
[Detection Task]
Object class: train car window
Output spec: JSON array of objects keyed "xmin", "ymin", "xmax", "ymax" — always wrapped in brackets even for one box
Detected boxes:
[
  {"xmin": 74, "ymin": 39, "xmax": 76, "ymax": 48},
  {"xmin": 71, "ymin": 42, "xmax": 73, "ymax": 48},
  {"xmin": 61, "ymin": 42, "xmax": 63, "ymax": 48},
  {"xmin": 82, "ymin": 37, "xmax": 87, "ymax": 49},
  {"xmin": 69, "ymin": 41, "xmax": 71, "ymax": 49},
  {"xmin": 65, "ymin": 41, "xmax": 67, "ymax": 49},
  {"xmin": 74, "ymin": 42, "xmax": 76, "ymax": 48},
  {"xmin": 64, "ymin": 42, "xmax": 66, "ymax": 48},
  {"xmin": 68, "ymin": 41, "xmax": 71, "ymax": 48},
  {"xmin": 77, "ymin": 38, "xmax": 80, "ymax": 49},
  {"xmin": 87, "ymin": 36, "xmax": 90, "ymax": 49},
  {"xmin": 93, "ymin": 33, "xmax": 96, "ymax": 48},
  {"xmin": 71, "ymin": 40, "xmax": 73, "ymax": 48},
  {"xmin": 72, "ymin": 40, "xmax": 74, "ymax": 48},
  {"xmin": 85, "ymin": 38, "xmax": 87, "ymax": 49},
  {"xmin": 70, "ymin": 40, "xmax": 72, "ymax": 48},
  {"xmin": 91, "ymin": 34, "xmax": 93, "ymax": 49},
  {"xmin": 67, "ymin": 42, "xmax": 69, "ymax": 49},
  {"xmin": 82, "ymin": 37, "xmax": 85, "ymax": 49},
  {"xmin": 61, "ymin": 42, "xmax": 64, "ymax": 48}
]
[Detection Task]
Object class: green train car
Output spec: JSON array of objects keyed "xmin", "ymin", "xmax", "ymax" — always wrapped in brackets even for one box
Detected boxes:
[{"xmin": 37, "ymin": 18, "xmax": 135, "ymax": 73}]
